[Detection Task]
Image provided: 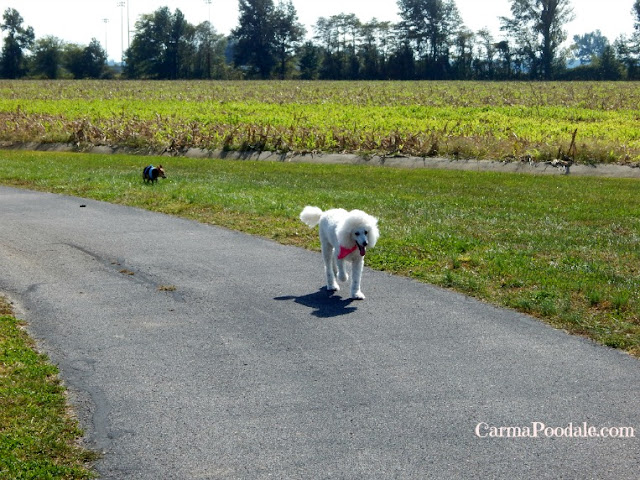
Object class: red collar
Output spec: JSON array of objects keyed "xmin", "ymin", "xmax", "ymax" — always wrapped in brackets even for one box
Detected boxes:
[{"xmin": 338, "ymin": 245, "xmax": 358, "ymax": 259}]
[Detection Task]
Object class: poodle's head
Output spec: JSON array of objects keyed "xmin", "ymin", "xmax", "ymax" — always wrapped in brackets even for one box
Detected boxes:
[{"xmin": 337, "ymin": 209, "xmax": 379, "ymax": 256}]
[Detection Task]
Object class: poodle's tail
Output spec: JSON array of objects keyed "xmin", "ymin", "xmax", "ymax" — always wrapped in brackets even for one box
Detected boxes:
[{"xmin": 300, "ymin": 206, "xmax": 323, "ymax": 228}]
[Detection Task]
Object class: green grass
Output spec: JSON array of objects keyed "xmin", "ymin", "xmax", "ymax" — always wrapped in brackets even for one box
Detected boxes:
[
  {"xmin": 1, "ymin": 149, "xmax": 638, "ymax": 357},
  {"xmin": 0, "ymin": 296, "xmax": 98, "ymax": 479},
  {"xmin": 1, "ymin": 80, "xmax": 640, "ymax": 163}
]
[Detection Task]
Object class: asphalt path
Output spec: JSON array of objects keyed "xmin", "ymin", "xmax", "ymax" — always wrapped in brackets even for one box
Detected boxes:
[{"xmin": 0, "ymin": 186, "xmax": 638, "ymax": 479}]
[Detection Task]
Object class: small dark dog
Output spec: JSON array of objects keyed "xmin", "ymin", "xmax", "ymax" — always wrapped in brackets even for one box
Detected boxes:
[{"xmin": 143, "ymin": 165, "xmax": 166, "ymax": 184}]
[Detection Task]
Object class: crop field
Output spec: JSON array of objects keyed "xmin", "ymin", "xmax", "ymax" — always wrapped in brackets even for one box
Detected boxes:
[{"xmin": 1, "ymin": 80, "xmax": 640, "ymax": 163}]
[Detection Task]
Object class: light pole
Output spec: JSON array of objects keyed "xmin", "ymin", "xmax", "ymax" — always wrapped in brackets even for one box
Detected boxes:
[
  {"xmin": 204, "ymin": 0, "xmax": 212, "ymax": 24},
  {"xmin": 204, "ymin": 0, "xmax": 213, "ymax": 78},
  {"xmin": 103, "ymin": 18, "xmax": 109, "ymax": 55},
  {"xmin": 117, "ymin": 1, "xmax": 125, "ymax": 64}
]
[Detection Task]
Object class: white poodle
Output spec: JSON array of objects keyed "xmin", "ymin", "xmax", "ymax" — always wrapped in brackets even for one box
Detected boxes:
[{"xmin": 300, "ymin": 206, "xmax": 379, "ymax": 300}]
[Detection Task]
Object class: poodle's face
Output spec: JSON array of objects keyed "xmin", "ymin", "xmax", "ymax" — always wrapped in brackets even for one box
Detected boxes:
[
  {"xmin": 353, "ymin": 227, "xmax": 369, "ymax": 253},
  {"xmin": 337, "ymin": 210, "xmax": 379, "ymax": 256},
  {"xmin": 351, "ymin": 224, "xmax": 377, "ymax": 255}
]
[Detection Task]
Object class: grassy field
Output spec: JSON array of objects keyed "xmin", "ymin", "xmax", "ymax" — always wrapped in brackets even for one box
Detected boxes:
[
  {"xmin": 0, "ymin": 149, "xmax": 638, "ymax": 358},
  {"xmin": 0, "ymin": 296, "xmax": 97, "ymax": 479},
  {"xmin": 1, "ymin": 80, "xmax": 640, "ymax": 163}
]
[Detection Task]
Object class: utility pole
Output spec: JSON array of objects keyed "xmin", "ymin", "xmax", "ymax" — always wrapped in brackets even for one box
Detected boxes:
[
  {"xmin": 204, "ymin": 0, "xmax": 213, "ymax": 78},
  {"xmin": 127, "ymin": 0, "xmax": 131, "ymax": 51},
  {"xmin": 118, "ymin": 1, "xmax": 125, "ymax": 64},
  {"xmin": 103, "ymin": 18, "xmax": 110, "ymax": 55},
  {"xmin": 204, "ymin": 0, "xmax": 212, "ymax": 24}
]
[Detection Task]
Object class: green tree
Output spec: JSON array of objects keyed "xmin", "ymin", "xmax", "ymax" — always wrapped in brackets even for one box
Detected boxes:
[
  {"xmin": 494, "ymin": 40, "xmax": 514, "ymax": 78},
  {"xmin": 271, "ymin": 0, "xmax": 305, "ymax": 79},
  {"xmin": 314, "ymin": 16, "xmax": 341, "ymax": 78},
  {"xmin": 31, "ymin": 36, "xmax": 63, "ymax": 79},
  {"xmin": 360, "ymin": 20, "xmax": 383, "ymax": 79},
  {"xmin": 81, "ymin": 39, "xmax": 108, "ymax": 78},
  {"xmin": 615, "ymin": 35, "xmax": 639, "ymax": 79},
  {"xmin": 298, "ymin": 41, "xmax": 321, "ymax": 79},
  {"xmin": 232, "ymin": 0, "xmax": 276, "ymax": 78},
  {"xmin": 572, "ymin": 30, "xmax": 608, "ymax": 65},
  {"xmin": 125, "ymin": 7, "xmax": 193, "ymax": 79},
  {"xmin": 474, "ymin": 28, "xmax": 497, "ymax": 79},
  {"xmin": 396, "ymin": 0, "xmax": 462, "ymax": 79},
  {"xmin": 62, "ymin": 43, "xmax": 85, "ymax": 78},
  {"xmin": 124, "ymin": 7, "xmax": 171, "ymax": 78},
  {"xmin": 0, "ymin": 8, "xmax": 35, "ymax": 78},
  {"xmin": 313, "ymin": 13, "xmax": 362, "ymax": 79},
  {"xmin": 596, "ymin": 44, "xmax": 624, "ymax": 80},
  {"xmin": 387, "ymin": 39, "xmax": 416, "ymax": 79},
  {"xmin": 62, "ymin": 39, "xmax": 107, "ymax": 79},
  {"xmin": 168, "ymin": 9, "xmax": 196, "ymax": 79},
  {"xmin": 451, "ymin": 27, "xmax": 474, "ymax": 79},
  {"xmin": 630, "ymin": 0, "xmax": 640, "ymax": 72},
  {"xmin": 192, "ymin": 21, "xmax": 229, "ymax": 79},
  {"xmin": 500, "ymin": 0, "xmax": 574, "ymax": 79},
  {"xmin": 359, "ymin": 19, "xmax": 394, "ymax": 79}
]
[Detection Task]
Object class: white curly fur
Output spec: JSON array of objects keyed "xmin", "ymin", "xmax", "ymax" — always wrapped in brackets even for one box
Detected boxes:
[{"xmin": 300, "ymin": 206, "xmax": 379, "ymax": 300}]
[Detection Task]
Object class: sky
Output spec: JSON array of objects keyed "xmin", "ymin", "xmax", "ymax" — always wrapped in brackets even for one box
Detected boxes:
[{"xmin": 3, "ymin": 0, "xmax": 638, "ymax": 62}]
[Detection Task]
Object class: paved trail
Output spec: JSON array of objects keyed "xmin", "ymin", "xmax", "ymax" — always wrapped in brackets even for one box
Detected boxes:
[{"xmin": 0, "ymin": 186, "xmax": 638, "ymax": 479}]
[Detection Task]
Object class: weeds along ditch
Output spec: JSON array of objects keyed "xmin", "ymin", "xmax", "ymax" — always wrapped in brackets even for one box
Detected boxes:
[
  {"xmin": 1, "ymin": 80, "xmax": 640, "ymax": 163},
  {"xmin": 0, "ymin": 150, "xmax": 638, "ymax": 357}
]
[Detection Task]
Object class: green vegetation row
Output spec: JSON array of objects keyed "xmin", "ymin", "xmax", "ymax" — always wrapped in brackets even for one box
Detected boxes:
[
  {"xmin": 0, "ymin": 296, "xmax": 97, "ymax": 478},
  {"xmin": 0, "ymin": 150, "xmax": 638, "ymax": 358},
  {"xmin": 2, "ymin": 80, "xmax": 640, "ymax": 164}
]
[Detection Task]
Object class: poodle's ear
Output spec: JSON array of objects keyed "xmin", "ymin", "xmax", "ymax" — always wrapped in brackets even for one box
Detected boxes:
[
  {"xmin": 366, "ymin": 215, "xmax": 380, "ymax": 248},
  {"xmin": 367, "ymin": 217, "xmax": 380, "ymax": 248},
  {"xmin": 336, "ymin": 220, "xmax": 353, "ymax": 247}
]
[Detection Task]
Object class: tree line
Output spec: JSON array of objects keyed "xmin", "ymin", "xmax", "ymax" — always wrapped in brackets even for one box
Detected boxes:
[{"xmin": 2, "ymin": 0, "xmax": 640, "ymax": 81}]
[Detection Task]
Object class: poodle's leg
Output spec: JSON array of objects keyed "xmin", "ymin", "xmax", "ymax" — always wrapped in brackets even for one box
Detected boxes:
[
  {"xmin": 350, "ymin": 257, "xmax": 365, "ymax": 299},
  {"xmin": 322, "ymin": 242, "xmax": 339, "ymax": 291},
  {"xmin": 336, "ymin": 258, "xmax": 349, "ymax": 283}
]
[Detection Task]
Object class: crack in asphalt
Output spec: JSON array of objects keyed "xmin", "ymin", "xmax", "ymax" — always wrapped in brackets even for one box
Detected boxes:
[{"xmin": 62, "ymin": 242, "xmax": 185, "ymax": 303}]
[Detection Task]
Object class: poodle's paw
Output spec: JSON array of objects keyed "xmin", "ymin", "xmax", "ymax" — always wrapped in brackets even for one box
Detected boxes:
[
  {"xmin": 351, "ymin": 290, "xmax": 366, "ymax": 300},
  {"xmin": 338, "ymin": 272, "xmax": 349, "ymax": 283},
  {"xmin": 327, "ymin": 283, "xmax": 340, "ymax": 292}
]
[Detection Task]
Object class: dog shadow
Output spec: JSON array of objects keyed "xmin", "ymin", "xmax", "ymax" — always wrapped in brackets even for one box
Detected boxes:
[{"xmin": 274, "ymin": 288, "xmax": 357, "ymax": 318}]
